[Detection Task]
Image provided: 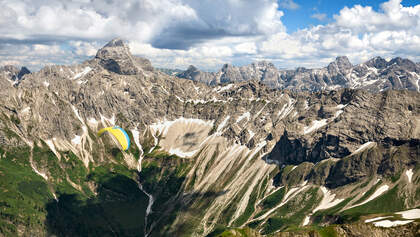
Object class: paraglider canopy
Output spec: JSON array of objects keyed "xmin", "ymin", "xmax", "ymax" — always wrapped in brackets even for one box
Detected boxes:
[{"xmin": 98, "ymin": 126, "xmax": 130, "ymax": 151}]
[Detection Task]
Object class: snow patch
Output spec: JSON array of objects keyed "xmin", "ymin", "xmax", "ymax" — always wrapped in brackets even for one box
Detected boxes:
[
  {"xmin": 150, "ymin": 117, "xmax": 214, "ymax": 137},
  {"xmin": 30, "ymin": 163, "xmax": 48, "ymax": 180},
  {"xmin": 313, "ymin": 186, "xmax": 344, "ymax": 213},
  {"xmin": 302, "ymin": 215, "xmax": 310, "ymax": 226},
  {"xmin": 248, "ymin": 130, "xmax": 255, "ymax": 140},
  {"xmin": 131, "ymin": 129, "xmax": 144, "ymax": 172},
  {"xmin": 71, "ymin": 135, "xmax": 82, "ymax": 145},
  {"xmin": 247, "ymin": 141, "xmax": 267, "ymax": 160},
  {"xmin": 175, "ymin": 95, "xmax": 184, "ymax": 102},
  {"xmin": 359, "ymin": 184, "xmax": 389, "ymax": 205},
  {"xmin": 131, "ymin": 129, "xmax": 142, "ymax": 151},
  {"xmin": 303, "ymin": 119, "xmax": 328, "ymax": 135},
  {"xmin": 396, "ymin": 209, "xmax": 420, "ymax": 219},
  {"xmin": 100, "ymin": 113, "xmax": 116, "ymax": 126},
  {"xmin": 71, "ymin": 106, "xmax": 84, "ymax": 124},
  {"xmin": 303, "ymin": 100, "xmax": 309, "ymax": 110},
  {"xmin": 45, "ymin": 139, "xmax": 60, "ymax": 160},
  {"xmin": 373, "ymin": 220, "xmax": 413, "ymax": 227},
  {"xmin": 336, "ymin": 104, "xmax": 347, "ymax": 109},
  {"xmin": 406, "ymin": 169, "xmax": 413, "ymax": 183},
  {"xmin": 216, "ymin": 84, "xmax": 234, "ymax": 93},
  {"xmin": 277, "ymin": 97, "xmax": 295, "ymax": 120},
  {"xmin": 217, "ymin": 116, "xmax": 230, "ymax": 133},
  {"xmin": 21, "ymin": 107, "xmax": 30, "ymax": 114},
  {"xmin": 236, "ymin": 112, "xmax": 250, "ymax": 123},
  {"xmin": 168, "ymin": 147, "xmax": 198, "ymax": 158},
  {"xmin": 73, "ymin": 66, "xmax": 92, "ymax": 79},
  {"xmin": 347, "ymin": 185, "xmax": 389, "ymax": 209},
  {"xmin": 354, "ymin": 142, "xmax": 376, "ymax": 154},
  {"xmin": 88, "ymin": 117, "xmax": 98, "ymax": 125},
  {"xmin": 334, "ymin": 110, "xmax": 344, "ymax": 118},
  {"xmin": 256, "ymin": 182, "xmax": 308, "ymax": 221}
]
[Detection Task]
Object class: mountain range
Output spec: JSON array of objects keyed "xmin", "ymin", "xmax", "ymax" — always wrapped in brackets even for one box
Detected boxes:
[
  {"xmin": 0, "ymin": 38, "xmax": 419, "ymax": 237},
  {"xmin": 176, "ymin": 56, "xmax": 420, "ymax": 92}
]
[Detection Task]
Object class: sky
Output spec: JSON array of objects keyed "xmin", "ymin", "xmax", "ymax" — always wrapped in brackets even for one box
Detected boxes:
[{"xmin": 0, "ymin": 0, "xmax": 419, "ymax": 71}]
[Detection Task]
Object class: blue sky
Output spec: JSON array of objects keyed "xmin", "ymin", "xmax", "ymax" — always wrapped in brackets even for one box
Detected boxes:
[
  {"xmin": 0, "ymin": 0, "xmax": 419, "ymax": 71},
  {"xmin": 280, "ymin": 0, "xmax": 419, "ymax": 32}
]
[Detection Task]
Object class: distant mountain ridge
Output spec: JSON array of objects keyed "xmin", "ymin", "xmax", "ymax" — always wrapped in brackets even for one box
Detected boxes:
[{"xmin": 177, "ymin": 56, "xmax": 420, "ymax": 92}]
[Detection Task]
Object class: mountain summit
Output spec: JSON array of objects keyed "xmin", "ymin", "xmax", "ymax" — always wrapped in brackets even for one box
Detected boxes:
[
  {"xmin": 103, "ymin": 37, "xmax": 126, "ymax": 48},
  {"xmin": 95, "ymin": 38, "xmax": 153, "ymax": 75}
]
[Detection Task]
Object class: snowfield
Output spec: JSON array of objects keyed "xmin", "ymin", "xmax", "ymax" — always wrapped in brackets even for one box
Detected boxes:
[
  {"xmin": 373, "ymin": 220, "xmax": 413, "ymax": 227},
  {"xmin": 303, "ymin": 119, "xmax": 328, "ymax": 134},
  {"xmin": 397, "ymin": 209, "xmax": 420, "ymax": 219}
]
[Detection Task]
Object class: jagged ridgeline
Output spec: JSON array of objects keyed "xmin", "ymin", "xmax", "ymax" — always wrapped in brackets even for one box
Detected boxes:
[
  {"xmin": 0, "ymin": 38, "xmax": 419, "ymax": 237},
  {"xmin": 177, "ymin": 56, "xmax": 420, "ymax": 92}
]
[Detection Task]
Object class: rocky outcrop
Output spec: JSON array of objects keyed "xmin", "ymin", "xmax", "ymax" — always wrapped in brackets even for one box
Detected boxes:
[{"xmin": 273, "ymin": 222, "xmax": 420, "ymax": 237}]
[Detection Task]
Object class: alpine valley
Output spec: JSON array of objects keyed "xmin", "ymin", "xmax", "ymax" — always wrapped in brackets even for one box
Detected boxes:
[{"xmin": 0, "ymin": 38, "xmax": 419, "ymax": 237}]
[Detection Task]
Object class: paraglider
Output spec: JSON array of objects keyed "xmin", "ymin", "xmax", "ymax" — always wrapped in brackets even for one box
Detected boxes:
[{"xmin": 98, "ymin": 126, "xmax": 130, "ymax": 151}]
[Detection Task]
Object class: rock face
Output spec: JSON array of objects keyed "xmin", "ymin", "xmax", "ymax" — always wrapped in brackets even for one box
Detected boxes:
[
  {"xmin": 176, "ymin": 65, "xmax": 216, "ymax": 84},
  {"xmin": 94, "ymin": 38, "xmax": 153, "ymax": 75},
  {"xmin": 0, "ymin": 65, "xmax": 31, "ymax": 86},
  {"xmin": 177, "ymin": 56, "xmax": 420, "ymax": 92},
  {"xmin": 0, "ymin": 38, "xmax": 419, "ymax": 237}
]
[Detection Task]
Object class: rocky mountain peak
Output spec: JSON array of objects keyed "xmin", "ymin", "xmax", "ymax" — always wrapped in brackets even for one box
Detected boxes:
[
  {"xmin": 252, "ymin": 61, "xmax": 276, "ymax": 70},
  {"xmin": 365, "ymin": 56, "xmax": 388, "ymax": 69},
  {"xmin": 94, "ymin": 38, "xmax": 152, "ymax": 75},
  {"xmin": 327, "ymin": 56, "xmax": 352, "ymax": 75},
  {"xmin": 95, "ymin": 38, "xmax": 131, "ymax": 60},
  {"xmin": 221, "ymin": 63, "xmax": 233, "ymax": 70},
  {"xmin": 295, "ymin": 67, "xmax": 308, "ymax": 73},
  {"xmin": 16, "ymin": 66, "xmax": 30, "ymax": 80},
  {"xmin": 388, "ymin": 57, "xmax": 417, "ymax": 72},
  {"xmin": 335, "ymin": 56, "xmax": 352, "ymax": 69},
  {"xmin": 186, "ymin": 65, "xmax": 198, "ymax": 72},
  {"xmin": 103, "ymin": 38, "xmax": 126, "ymax": 48}
]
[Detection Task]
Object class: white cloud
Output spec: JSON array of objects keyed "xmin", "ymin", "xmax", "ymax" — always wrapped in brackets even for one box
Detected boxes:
[
  {"xmin": 0, "ymin": 0, "xmax": 419, "ymax": 71},
  {"xmin": 334, "ymin": 0, "xmax": 420, "ymax": 33},
  {"xmin": 69, "ymin": 41, "xmax": 100, "ymax": 56},
  {"xmin": 311, "ymin": 13, "xmax": 327, "ymax": 21},
  {"xmin": 0, "ymin": 0, "xmax": 284, "ymax": 47},
  {"xmin": 278, "ymin": 0, "xmax": 300, "ymax": 10},
  {"xmin": 234, "ymin": 42, "xmax": 257, "ymax": 54}
]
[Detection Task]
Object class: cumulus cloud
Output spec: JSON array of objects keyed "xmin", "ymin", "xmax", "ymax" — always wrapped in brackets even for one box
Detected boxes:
[
  {"xmin": 311, "ymin": 13, "xmax": 327, "ymax": 21},
  {"xmin": 278, "ymin": 0, "xmax": 300, "ymax": 10},
  {"xmin": 0, "ymin": 0, "xmax": 284, "ymax": 48},
  {"xmin": 334, "ymin": 0, "xmax": 420, "ymax": 33},
  {"xmin": 0, "ymin": 0, "xmax": 419, "ymax": 71}
]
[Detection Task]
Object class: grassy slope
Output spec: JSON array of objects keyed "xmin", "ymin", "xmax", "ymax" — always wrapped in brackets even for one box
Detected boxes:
[
  {"xmin": 0, "ymin": 134, "xmax": 149, "ymax": 237},
  {"xmin": 0, "ymin": 146, "xmax": 52, "ymax": 236}
]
